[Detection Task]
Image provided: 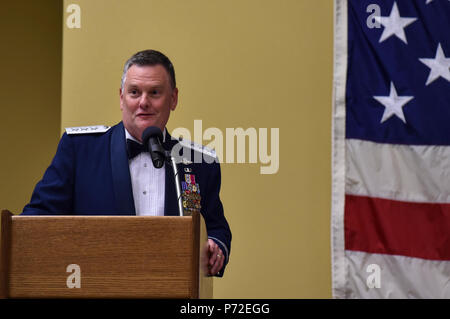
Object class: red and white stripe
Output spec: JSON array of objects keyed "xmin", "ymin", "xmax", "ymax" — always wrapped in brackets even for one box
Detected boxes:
[
  {"xmin": 346, "ymin": 139, "xmax": 450, "ymax": 204},
  {"xmin": 343, "ymin": 140, "xmax": 450, "ymax": 298},
  {"xmin": 345, "ymin": 251, "xmax": 450, "ymax": 298}
]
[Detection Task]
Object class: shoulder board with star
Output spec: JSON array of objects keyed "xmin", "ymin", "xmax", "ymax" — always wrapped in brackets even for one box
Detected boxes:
[
  {"xmin": 177, "ymin": 138, "xmax": 217, "ymax": 158},
  {"xmin": 65, "ymin": 125, "xmax": 111, "ymax": 135}
]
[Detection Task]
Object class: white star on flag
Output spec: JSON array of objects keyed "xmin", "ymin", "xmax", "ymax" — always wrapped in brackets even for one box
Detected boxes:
[
  {"xmin": 419, "ymin": 43, "xmax": 450, "ymax": 85},
  {"xmin": 373, "ymin": 82, "xmax": 414, "ymax": 124},
  {"xmin": 374, "ymin": 2, "xmax": 417, "ymax": 44}
]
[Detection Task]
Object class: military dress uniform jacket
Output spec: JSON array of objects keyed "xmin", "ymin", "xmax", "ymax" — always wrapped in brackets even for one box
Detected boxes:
[{"xmin": 22, "ymin": 122, "xmax": 231, "ymax": 276}]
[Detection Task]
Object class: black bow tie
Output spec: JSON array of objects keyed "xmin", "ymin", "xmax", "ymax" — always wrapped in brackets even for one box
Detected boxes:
[{"xmin": 126, "ymin": 139, "xmax": 147, "ymax": 159}]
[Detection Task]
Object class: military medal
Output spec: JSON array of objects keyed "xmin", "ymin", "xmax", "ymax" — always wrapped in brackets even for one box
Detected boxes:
[{"xmin": 181, "ymin": 173, "xmax": 201, "ymax": 216}]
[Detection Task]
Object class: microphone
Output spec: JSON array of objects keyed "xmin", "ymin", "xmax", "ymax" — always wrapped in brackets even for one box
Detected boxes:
[
  {"xmin": 142, "ymin": 126, "xmax": 166, "ymax": 168},
  {"xmin": 142, "ymin": 126, "xmax": 184, "ymax": 216}
]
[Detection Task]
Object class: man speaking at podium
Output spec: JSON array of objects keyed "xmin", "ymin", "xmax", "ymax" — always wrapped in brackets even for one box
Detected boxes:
[{"xmin": 21, "ymin": 50, "xmax": 231, "ymax": 277}]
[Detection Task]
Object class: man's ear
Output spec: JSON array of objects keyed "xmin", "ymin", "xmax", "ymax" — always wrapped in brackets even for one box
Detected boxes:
[
  {"xmin": 119, "ymin": 88, "xmax": 124, "ymax": 111},
  {"xmin": 171, "ymin": 87, "xmax": 179, "ymax": 111}
]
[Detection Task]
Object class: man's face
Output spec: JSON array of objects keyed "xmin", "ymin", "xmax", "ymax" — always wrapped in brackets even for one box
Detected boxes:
[{"xmin": 120, "ymin": 64, "xmax": 178, "ymax": 141}]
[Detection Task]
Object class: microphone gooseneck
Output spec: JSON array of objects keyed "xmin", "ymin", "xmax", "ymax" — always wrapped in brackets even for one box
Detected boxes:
[{"xmin": 141, "ymin": 126, "xmax": 184, "ymax": 216}]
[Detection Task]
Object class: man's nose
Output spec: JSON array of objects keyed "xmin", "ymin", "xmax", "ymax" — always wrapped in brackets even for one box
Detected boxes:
[{"xmin": 139, "ymin": 93, "xmax": 150, "ymax": 109}]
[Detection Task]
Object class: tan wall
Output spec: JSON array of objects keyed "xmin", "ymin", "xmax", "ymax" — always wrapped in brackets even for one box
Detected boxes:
[
  {"xmin": 0, "ymin": 0, "xmax": 62, "ymax": 214},
  {"xmin": 61, "ymin": 0, "xmax": 333, "ymax": 298}
]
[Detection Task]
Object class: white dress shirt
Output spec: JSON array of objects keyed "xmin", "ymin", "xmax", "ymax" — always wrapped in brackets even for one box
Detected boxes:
[{"xmin": 125, "ymin": 128, "xmax": 166, "ymax": 216}]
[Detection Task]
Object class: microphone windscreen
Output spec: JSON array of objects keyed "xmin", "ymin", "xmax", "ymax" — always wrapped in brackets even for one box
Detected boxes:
[{"xmin": 142, "ymin": 126, "xmax": 163, "ymax": 144}]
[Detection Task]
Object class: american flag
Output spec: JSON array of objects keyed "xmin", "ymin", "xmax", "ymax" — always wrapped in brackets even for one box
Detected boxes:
[{"xmin": 332, "ymin": 0, "xmax": 450, "ymax": 298}]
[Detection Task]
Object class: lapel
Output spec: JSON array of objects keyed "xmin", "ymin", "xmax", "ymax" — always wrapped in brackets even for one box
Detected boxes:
[
  {"xmin": 163, "ymin": 131, "xmax": 181, "ymax": 216},
  {"xmin": 110, "ymin": 122, "xmax": 136, "ymax": 215}
]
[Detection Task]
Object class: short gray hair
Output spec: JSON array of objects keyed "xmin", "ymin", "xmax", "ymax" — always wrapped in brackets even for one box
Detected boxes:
[{"xmin": 121, "ymin": 49, "xmax": 176, "ymax": 90}]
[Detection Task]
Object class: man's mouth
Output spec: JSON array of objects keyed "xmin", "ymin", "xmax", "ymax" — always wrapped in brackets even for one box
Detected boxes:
[{"xmin": 136, "ymin": 113, "xmax": 156, "ymax": 118}]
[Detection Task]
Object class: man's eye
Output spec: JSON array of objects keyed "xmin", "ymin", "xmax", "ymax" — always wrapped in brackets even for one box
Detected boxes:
[
  {"xmin": 151, "ymin": 90, "xmax": 159, "ymax": 95},
  {"xmin": 130, "ymin": 89, "xmax": 138, "ymax": 95}
]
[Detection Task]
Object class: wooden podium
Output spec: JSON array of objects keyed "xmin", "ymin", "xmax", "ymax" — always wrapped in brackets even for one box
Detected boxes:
[{"xmin": 0, "ymin": 210, "xmax": 212, "ymax": 298}]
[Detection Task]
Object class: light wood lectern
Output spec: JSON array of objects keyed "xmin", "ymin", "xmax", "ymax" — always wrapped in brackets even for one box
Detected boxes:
[{"xmin": 0, "ymin": 210, "xmax": 212, "ymax": 298}]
